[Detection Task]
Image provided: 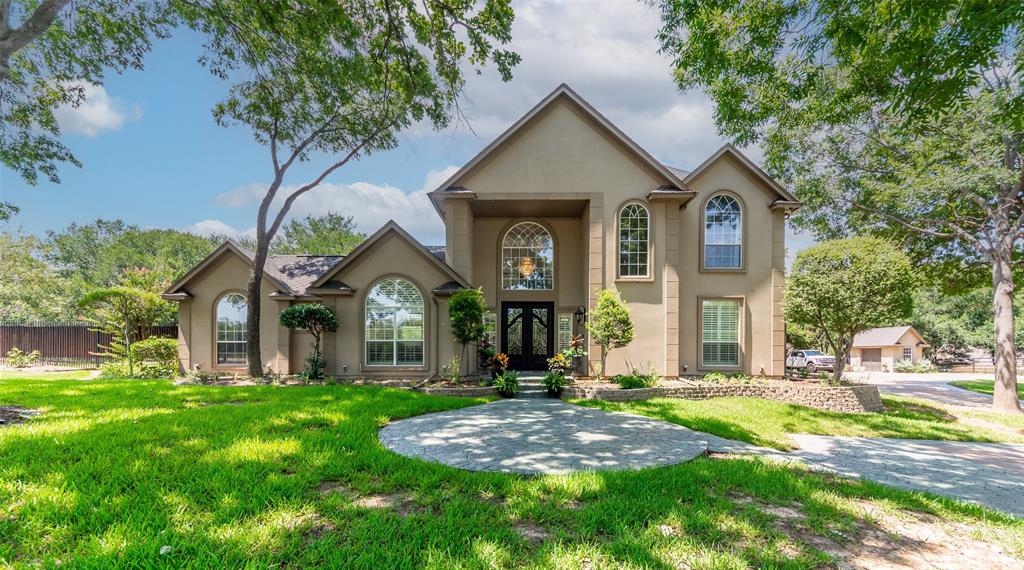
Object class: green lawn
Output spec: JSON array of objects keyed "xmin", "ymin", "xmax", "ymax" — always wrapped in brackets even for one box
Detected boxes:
[
  {"xmin": 1, "ymin": 375, "xmax": 1021, "ymax": 568},
  {"xmin": 572, "ymin": 396, "xmax": 1024, "ymax": 451},
  {"xmin": 950, "ymin": 379, "xmax": 1024, "ymax": 399}
]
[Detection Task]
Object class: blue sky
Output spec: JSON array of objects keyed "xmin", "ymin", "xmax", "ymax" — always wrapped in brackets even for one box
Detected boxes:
[{"xmin": 0, "ymin": 1, "xmax": 813, "ymax": 259}]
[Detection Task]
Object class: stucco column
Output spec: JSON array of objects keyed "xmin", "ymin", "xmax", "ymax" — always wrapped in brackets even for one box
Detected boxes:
[
  {"xmin": 444, "ymin": 200, "xmax": 474, "ymax": 281},
  {"xmin": 663, "ymin": 203, "xmax": 681, "ymax": 377},
  {"xmin": 321, "ymin": 297, "xmax": 338, "ymax": 375},
  {"xmin": 770, "ymin": 211, "xmax": 787, "ymax": 377},
  {"xmin": 275, "ymin": 299, "xmax": 291, "ymax": 374},
  {"xmin": 177, "ymin": 299, "xmax": 192, "ymax": 373},
  {"xmin": 586, "ymin": 195, "xmax": 604, "ymax": 374}
]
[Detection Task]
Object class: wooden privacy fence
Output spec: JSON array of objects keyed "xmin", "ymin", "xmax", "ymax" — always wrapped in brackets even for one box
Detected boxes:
[{"xmin": 0, "ymin": 322, "xmax": 178, "ymax": 368}]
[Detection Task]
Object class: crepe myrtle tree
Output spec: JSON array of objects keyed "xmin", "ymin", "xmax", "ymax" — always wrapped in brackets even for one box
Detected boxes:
[
  {"xmin": 786, "ymin": 237, "xmax": 914, "ymax": 384},
  {"xmin": 653, "ymin": 1, "xmax": 1022, "ymax": 411},
  {"xmin": 173, "ymin": 0, "xmax": 518, "ymax": 377},
  {"xmin": 278, "ymin": 303, "xmax": 338, "ymax": 381},
  {"xmin": 586, "ymin": 288, "xmax": 634, "ymax": 378}
]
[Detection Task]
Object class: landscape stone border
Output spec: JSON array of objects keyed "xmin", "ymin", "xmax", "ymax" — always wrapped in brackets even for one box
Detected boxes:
[
  {"xmin": 414, "ymin": 385, "xmax": 499, "ymax": 398},
  {"xmin": 561, "ymin": 381, "xmax": 884, "ymax": 413}
]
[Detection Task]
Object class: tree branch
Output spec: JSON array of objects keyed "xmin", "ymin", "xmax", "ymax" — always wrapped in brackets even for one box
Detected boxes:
[{"xmin": 0, "ymin": 0, "xmax": 71, "ymax": 80}]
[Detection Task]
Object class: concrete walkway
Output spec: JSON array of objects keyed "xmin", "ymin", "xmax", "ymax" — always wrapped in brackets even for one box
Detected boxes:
[
  {"xmin": 380, "ymin": 398, "xmax": 1024, "ymax": 517},
  {"xmin": 379, "ymin": 399, "xmax": 710, "ymax": 474},
  {"xmin": 787, "ymin": 435, "xmax": 1024, "ymax": 518}
]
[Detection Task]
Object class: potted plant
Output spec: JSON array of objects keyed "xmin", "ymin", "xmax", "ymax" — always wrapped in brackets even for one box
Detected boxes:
[
  {"xmin": 478, "ymin": 335, "xmax": 496, "ymax": 370},
  {"xmin": 487, "ymin": 352, "xmax": 509, "ymax": 382},
  {"xmin": 563, "ymin": 334, "xmax": 588, "ymax": 376}
]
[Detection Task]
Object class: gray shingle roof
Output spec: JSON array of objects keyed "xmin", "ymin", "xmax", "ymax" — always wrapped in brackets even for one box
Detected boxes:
[
  {"xmin": 424, "ymin": 245, "xmax": 446, "ymax": 262},
  {"xmin": 853, "ymin": 326, "xmax": 919, "ymax": 347}
]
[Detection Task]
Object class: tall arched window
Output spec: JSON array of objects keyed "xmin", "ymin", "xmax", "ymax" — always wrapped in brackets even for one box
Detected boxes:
[
  {"xmin": 216, "ymin": 293, "xmax": 247, "ymax": 365},
  {"xmin": 618, "ymin": 203, "xmax": 650, "ymax": 277},
  {"xmin": 502, "ymin": 222, "xmax": 554, "ymax": 290},
  {"xmin": 704, "ymin": 194, "xmax": 742, "ymax": 269},
  {"xmin": 365, "ymin": 277, "xmax": 424, "ymax": 366}
]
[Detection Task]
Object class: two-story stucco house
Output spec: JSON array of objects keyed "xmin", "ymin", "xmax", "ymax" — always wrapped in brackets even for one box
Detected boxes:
[{"xmin": 162, "ymin": 84, "xmax": 801, "ymax": 378}]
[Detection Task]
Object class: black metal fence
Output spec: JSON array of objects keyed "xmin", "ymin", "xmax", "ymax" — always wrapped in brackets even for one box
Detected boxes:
[{"xmin": 0, "ymin": 322, "xmax": 178, "ymax": 368}]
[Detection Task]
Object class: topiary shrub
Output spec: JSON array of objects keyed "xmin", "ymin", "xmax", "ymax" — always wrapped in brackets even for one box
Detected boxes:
[{"xmin": 278, "ymin": 303, "xmax": 338, "ymax": 381}]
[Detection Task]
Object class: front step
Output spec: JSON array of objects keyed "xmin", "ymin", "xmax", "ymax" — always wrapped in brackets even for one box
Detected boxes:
[{"xmin": 517, "ymin": 381, "xmax": 554, "ymax": 399}]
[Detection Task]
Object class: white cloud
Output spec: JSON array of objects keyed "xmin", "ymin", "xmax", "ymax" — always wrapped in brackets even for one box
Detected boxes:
[
  {"xmin": 412, "ymin": 0, "xmax": 754, "ymax": 169},
  {"xmin": 211, "ymin": 166, "xmax": 459, "ymax": 246},
  {"xmin": 54, "ymin": 83, "xmax": 140, "ymax": 137},
  {"xmin": 185, "ymin": 219, "xmax": 255, "ymax": 239}
]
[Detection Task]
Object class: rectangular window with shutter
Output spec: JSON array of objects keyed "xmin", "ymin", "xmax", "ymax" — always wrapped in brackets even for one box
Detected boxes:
[
  {"xmin": 701, "ymin": 299, "xmax": 740, "ymax": 367},
  {"xmin": 557, "ymin": 313, "xmax": 573, "ymax": 352}
]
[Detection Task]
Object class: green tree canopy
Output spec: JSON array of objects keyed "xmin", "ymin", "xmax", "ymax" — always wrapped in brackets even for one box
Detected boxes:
[
  {"xmin": 786, "ymin": 237, "xmax": 914, "ymax": 382},
  {"xmin": 173, "ymin": 0, "xmax": 518, "ymax": 376},
  {"xmin": 586, "ymin": 289, "xmax": 634, "ymax": 377},
  {"xmin": 1, "ymin": 1, "xmax": 170, "ymax": 186},
  {"xmin": 272, "ymin": 212, "xmax": 365, "ymax": 255},
  {"xmin": 655, "ymin": 0, "xmax": 1023, "ymax": 411}
]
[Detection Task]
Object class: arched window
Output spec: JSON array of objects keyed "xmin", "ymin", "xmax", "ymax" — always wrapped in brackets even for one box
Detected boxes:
[
  {"xmin": 704, "ymin": 194, "xmax": 742, "ymax": 269},
  {"xmin": 216, "ymin": 293, "xmax": 247, "ymax": 365},
  {"xmin": 365, "ymin": 277, "xmax": 424, "ymax": 366},
  {"xmin": 502, "ymin": 221, "xmax": 554, "ymax": 290},
  {"xmin": 618, "ymin": 203, "xmax": 650, "ymax": 277}
]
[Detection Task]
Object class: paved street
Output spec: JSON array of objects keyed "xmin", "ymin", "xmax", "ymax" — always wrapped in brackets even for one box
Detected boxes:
[
  {"xmin": 847, "ymin": 372, "xmax": 1006, "ymax": 407},
  {"xmin": 380, "ymin": 398, "xmax": 1024, "ymax": 518}
]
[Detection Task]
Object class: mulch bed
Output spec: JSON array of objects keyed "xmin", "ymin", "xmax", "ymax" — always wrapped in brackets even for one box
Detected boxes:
[{"xmin": 0, "ymin": 406, "xmax": 39, "ymax": 426}]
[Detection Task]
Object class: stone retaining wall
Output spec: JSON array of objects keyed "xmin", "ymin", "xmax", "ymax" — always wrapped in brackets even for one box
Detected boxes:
[
  {"xmin": 415, "ymin": 386, "xmax": 499, "ymax": 398},
  {"xmin": 561, "ymin": 381, "xmax": 883, "ymax": 413}
]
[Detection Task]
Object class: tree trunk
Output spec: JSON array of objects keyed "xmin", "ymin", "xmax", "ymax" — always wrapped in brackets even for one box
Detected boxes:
[
  {"xmin": 990, "ymin": 245, "xmax": 1021, "ymax": 413},
  {"xmin": 246, "ymin": 259, "xmax": 266, "ymax": 378}
]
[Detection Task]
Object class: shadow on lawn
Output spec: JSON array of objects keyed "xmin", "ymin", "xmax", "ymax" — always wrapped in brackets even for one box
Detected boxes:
[{"xmin": 0, "ymin": 380, "xmax": 1020, "ymax": 568}]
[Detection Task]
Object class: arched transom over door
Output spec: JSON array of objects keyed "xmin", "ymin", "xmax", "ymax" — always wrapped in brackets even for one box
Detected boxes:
[{"xmin": 501, "ymin": 221, "xmax": 554, "ymax": 290}]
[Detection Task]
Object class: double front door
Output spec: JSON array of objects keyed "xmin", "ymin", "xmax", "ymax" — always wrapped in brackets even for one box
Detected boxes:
[{"xmin": 500, "ymin": 302, "xmax": 554, "ymax": 370}]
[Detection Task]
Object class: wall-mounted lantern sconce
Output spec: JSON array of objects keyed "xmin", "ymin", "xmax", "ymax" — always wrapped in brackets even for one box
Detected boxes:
[{"xmin": 574, "ymin": 305, "xmax": 587, "ymax": 326}]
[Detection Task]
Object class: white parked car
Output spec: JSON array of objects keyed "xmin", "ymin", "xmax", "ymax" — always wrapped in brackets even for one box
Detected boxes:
[{"xmin": 786, "ymin": 350, "xmax": 836, "ymax": 373}]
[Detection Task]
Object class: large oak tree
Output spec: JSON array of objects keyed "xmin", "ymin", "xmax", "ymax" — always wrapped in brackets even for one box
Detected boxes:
[
  {"xmin": 176, "ymin": 0, "xmax": 518, "ymax": 376},
  {"xmin": 655, "ymin": 1, "xmax": 1023, "ymax": 412}
]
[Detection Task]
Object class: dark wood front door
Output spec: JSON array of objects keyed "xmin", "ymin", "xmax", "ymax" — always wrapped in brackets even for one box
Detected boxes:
[{"xmin": 501, "ymin": 302, "xmax": 555, "ymax": 370}]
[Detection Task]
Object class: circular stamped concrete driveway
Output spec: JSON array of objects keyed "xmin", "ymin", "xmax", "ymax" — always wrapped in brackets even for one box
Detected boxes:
[{"xmin": 379, "ymin": 398, "xmax": 709, "ymax": 474}]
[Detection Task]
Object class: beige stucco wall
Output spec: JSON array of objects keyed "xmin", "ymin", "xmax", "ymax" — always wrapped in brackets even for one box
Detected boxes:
[
  {"xmin": 323, "ymin": 230, "xmax": 460, "ymax": 378},
  {"xmin": 177, "ymin": 253, "xmax": 284, "ymax": 373},
  {"xmin": 441, "ymin": 96, "xmax": 786, "ymax": 377}
]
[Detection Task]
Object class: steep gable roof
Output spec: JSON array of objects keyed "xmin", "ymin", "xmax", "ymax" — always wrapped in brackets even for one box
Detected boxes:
[
  {"xmin": 684, "ymin": 144, "xmax": 801, "ymax": 207},
  {"xmin": 310, "ymin": 220, "xmax": 469, "ymax": 288},
  {"xmin": 161, "ymin": 240, "xmax": 345, "ymax": 300},
  {"xmin": 429, "ymin": 84, "xmax": 691, "ymax": 203}
]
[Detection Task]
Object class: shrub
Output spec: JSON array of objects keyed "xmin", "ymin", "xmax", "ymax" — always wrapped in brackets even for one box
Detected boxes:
[
  {"xmin": 702, "ymin": 371, "xmax": 728, "ymax": 383},
  {"xmin": 131, "ymin": 337, "xmax": 177, "ymax": 364},
  {"xmin": 541, "ymin": 371, "xmax": 568, "ymax": 395},
  {"xmin": 894, "ymin": 358, "xmax": 938, "ymax": 373},
  {"xmin": 613, "ymin": 373, "xmax": 658, "ymax": 389},
  {"xmin": 494, "ymin": 370, "xmax": 519, "ymax": 397},
  {"xmin": 5, "ymin": 347, "xmax": 41, "ymax": 368},
  {"xmin": 98, "ymin": 360, "xmax": 131, "ymax": 379},
  {"xmin": 448, "ymin": 288, "xmax": 486, "ymax": 371}
]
